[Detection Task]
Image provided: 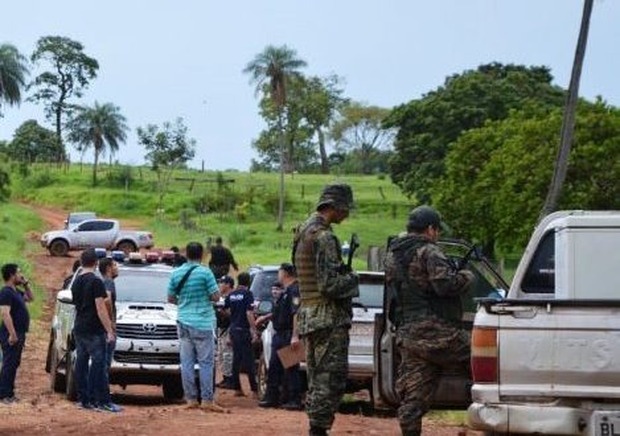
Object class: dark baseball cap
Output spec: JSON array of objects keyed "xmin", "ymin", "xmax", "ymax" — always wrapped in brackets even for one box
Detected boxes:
[{"xmin": 218, "ymin": 275, "xmax": 235, "ymax": 287}]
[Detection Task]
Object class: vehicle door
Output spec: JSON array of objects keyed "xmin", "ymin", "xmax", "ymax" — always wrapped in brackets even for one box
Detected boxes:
[
  {"xmin": 349, "ymin": 272, "xmax": 384, "ymax": 379},
  {"xmin": 374, "ymin": 239, "xmax": 509, "ymax": 409},
  {"xmin": 73, "ymin": 220, "xmax": 114, "ymax": 249}
]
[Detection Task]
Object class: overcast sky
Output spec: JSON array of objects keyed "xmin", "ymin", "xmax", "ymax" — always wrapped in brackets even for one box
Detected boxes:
[{"xmin": 2, "ymin": 0, "xmax": 619, "ymax": 170}]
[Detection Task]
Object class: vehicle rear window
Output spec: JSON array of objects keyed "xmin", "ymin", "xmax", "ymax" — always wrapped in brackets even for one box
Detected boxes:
[
  {"xmin": 115, "ymin": 270, "xmax": 171, "ymax": 302},
  {"xmin": 249, "ymin": 270, "xmax": 279, "ymax": 302},
  {"xmin": 353, "ymin": 281, "xmax": 383, "ymax": 308},
  {"xmin": 521, "ymin": 231, "xmax": 555, "ymax": 294}
]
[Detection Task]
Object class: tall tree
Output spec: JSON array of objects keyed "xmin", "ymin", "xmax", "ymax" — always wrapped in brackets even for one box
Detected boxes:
[
  {"xmin": 244, "ymin": 45, "xmax": 307, "ymax": 231},
  {"xmin": 0, "ymin": 44, "xmax": 29, "ymax": 116},
  {"xmin": 300, "ymin": 75, "xmax": 346, "ymax": 174},
  {"xmin": 540, "ymin": 0, "xmax": 594, "ymax": 217},
  {"xmin": 138, "ymin": 118, "xmax": 196, "ymax": 210},
  {"xmin": 66, "ymin": 102, "xmax": 128, "ymax": 186},
  {"xmin": 386, "ymin": 63, "xmax": 565, "ymax": 202},
  {"xmin": 29, "ymin": 36, "xmax": 99, "ymax": 154},
  {"xmin": 330, "ymin": 102, "xmax": 395, "ymax": 174},
  {"xmin": 10, "ymin": 119, "xmax": 64, "ymax": 163}
]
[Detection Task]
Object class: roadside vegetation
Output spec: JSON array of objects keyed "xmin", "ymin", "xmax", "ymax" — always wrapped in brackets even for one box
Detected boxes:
[
  {"xmin": 9, "ymin": 164, "xmax": 410, "ymax": 269},
  {"xmin": 0, "ymin": 203, "xmax": 44, "ymax": 319}
]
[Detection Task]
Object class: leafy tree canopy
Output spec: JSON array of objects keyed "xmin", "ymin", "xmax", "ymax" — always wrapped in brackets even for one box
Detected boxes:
[
  {"xmin": 386, "ymin": 62, "xmax": 566, "ymax": 202},
  {"xmin": 29, "ymin": 36, "xmax": 99, "ymax": 149},
  {"xmin": 435, "ymin": 99, "xmax": 620, "ymax": 254},
  {"xmin": 330, "ymin": 101, "xmax": 394, "ymax": 174},
  {"xmin": 9, "ymin": 119, "xmax": 64, "ymax": 163},
  {"xmin": 138, "ymin": 118, "xmax": 196, "ymax": 209}
]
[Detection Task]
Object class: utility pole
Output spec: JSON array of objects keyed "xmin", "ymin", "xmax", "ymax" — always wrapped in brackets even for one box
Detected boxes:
[{"xmin": 540, "ymin": 0, "xmax": 594, "ymax": 219}]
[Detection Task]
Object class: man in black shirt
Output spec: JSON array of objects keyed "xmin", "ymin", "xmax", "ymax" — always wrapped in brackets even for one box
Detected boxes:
[
  {"xmin": 71, "ymin": 249, "xmax": 117, "ymax": 412},
  {"xmin": 258, "ymin": 263, "xmax": 302, "ymax": 410},
  {"xmin": 209, "ymin": 237, "xmax": 239, "ymax": 279},
  {"xmin": 224, "ymin": 272, "xmax": 258, "ymax": 398},
  {"xmin": 0, "ymin": 263, "xmax": 33, "ymax": 403}
]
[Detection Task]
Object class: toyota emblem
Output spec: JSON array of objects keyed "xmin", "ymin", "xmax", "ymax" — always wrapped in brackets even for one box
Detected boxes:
[{"xmin": 142, "ymin": 323, "xmax": 157, "ymax": 333}]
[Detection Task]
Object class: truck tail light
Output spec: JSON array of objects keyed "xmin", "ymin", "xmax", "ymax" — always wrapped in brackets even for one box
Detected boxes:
[{"xmin": 471, "ymin": 327, "xmax": 498, "ymax": 383}]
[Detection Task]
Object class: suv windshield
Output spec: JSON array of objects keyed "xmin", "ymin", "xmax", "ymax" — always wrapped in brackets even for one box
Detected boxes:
[
  {"xmin": 115, "ymin": 269, "xmax": 171, "ymax": 303},
  {"xmin": 249, "ymin": 268, "xmax": 279, "ymax": 303}
]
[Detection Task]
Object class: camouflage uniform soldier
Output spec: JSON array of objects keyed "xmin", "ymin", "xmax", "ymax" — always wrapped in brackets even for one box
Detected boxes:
[
  {"xmin": 384, "ymin": 206, "xmax": 475, "ymax": 436},
  {"xmin": 293, "ymin": 183, "xmax": 359, "ymax": 436}
]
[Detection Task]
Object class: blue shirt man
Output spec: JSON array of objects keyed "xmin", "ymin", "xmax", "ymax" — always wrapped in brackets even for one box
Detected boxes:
[{"xmin": 167, "ymin": 242, "xmax": 226, "ymax": 412}]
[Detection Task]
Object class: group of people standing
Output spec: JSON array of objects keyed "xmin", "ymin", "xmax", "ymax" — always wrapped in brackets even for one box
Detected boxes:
[{"xmin": 1, "ymin": 182, "xmax": 476, "ymax": 436}]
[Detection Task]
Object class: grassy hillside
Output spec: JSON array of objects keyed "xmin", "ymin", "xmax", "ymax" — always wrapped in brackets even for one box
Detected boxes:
[
  {"xmin": 0, "ymin": 203, "xmax": 44, "ymax": 319},
  {"xmin": 12, "ymin": 164, "xmax": 413, "ymax": 269}
]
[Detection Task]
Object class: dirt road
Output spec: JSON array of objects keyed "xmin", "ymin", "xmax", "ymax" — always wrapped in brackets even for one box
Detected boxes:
[{"xmin": 0, "ymin": 205, "xmax": 472, "ymax": 435}]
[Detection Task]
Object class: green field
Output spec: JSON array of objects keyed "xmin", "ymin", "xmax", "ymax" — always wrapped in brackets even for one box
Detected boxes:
[
  {"xmin": 0, "ymin": 203, "xmax": 44, "ymax": 319},
  {"xmin": 11, "ymin": 164, "xmax": 414, "ymax": 269}
]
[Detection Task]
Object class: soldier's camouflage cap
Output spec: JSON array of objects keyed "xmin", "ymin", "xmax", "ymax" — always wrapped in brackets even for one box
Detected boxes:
[{"xmin": 316, "ymin": 183, "xmax": 355, "ymax": 211}]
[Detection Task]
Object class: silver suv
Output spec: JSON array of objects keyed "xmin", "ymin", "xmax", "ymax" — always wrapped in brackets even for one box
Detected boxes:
[{"xmin": 45, "ymin": 262, "xmax": 184, "ymax": 400}]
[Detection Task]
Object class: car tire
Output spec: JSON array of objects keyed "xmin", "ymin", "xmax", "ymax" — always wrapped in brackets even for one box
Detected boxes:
[
  {"xmin": 257, "ymin": 354, "xmax": 268, "ymax": 400},
  {"xmin": 49, "ymin": 343, "xmax": 67, "ymax": 393},
  {"xmin": 65, "ymin": 349, "xmax": 78, "ymax": 401},
  {"xmin": 116, "ymin": 241, "xmax": 137, "ymax": 255},
  {"xmin": 162, "ymin": 376, "xmax": 184, "ymax": 400},
  {"xmin": 49, "ymin": 239, "xmax": 69, "ymax": 257}
]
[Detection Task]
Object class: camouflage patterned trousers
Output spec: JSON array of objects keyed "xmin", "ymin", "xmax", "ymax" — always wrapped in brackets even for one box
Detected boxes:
[
  {"xmin": 304, "ymin": 326, "xmax": 349, "ymax": 431},
  {"xmin": 217, "ymin": 328, "xmax": 233, "ymax": 378},
  {"xmin": 396, "ymin": 319, "xmax": 470, "ymax": 436}
]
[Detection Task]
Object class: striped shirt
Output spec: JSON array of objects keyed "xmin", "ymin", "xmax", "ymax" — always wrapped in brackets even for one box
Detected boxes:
[{"xmin": 167, "ymin": 261, "xmax": 218, "ymax": 331}]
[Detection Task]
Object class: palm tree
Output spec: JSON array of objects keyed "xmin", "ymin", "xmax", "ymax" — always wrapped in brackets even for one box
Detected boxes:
[
  {"xmin": 67, "ymin": 102, "xmax": 128, "ymax": 186},
  {"xmin": 244, "ymin": 45, "xmax": 307, "ymax": 231},
  {"xmin": 0, "ymin": 44, "xmax": 29, "ymax": 113}
]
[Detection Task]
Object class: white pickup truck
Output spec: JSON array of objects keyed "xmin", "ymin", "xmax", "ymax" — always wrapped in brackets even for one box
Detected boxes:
[
  {"xmin": 40, "ymin": 219, "xmax": 154, "ymax": 256},
  {"xmin": 468, "ymin": 210, "xmax": 620, "ymax": 435}
]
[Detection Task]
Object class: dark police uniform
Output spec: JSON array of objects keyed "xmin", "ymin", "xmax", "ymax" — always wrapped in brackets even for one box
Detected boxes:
[
  {"xmin": 263, "ymin": 282, "xmax": 302, "ymax": 407},
  {"xmin": 224, "ymin": 286, "xmax": 257, "ymax": 393}
]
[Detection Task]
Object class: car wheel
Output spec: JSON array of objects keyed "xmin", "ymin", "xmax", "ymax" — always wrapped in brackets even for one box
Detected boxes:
[
  {"xmin": 49, "ymin": 343, "xmax": 67, "ymax": 393},
  {"xmin": 116, "ymin": 241, "xmax": 137, "ymax": 255},
  {"xmin": 49, "ymin": 239, "xmax": 69, "ymax": 257},
  {"xmin": 162, "ymin": 376, "xmax": 184, "ymax": 400},
  {"xmin": 257, "ymin": 354, "xmax": 268, "ymax": 400},
  {"xmin": 65, "ymin": 349, "xmax": 78, "ymax": 401}
]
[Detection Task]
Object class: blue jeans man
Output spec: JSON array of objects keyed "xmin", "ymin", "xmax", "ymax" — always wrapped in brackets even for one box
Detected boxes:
[
  {"xmin": 178, "ymin": 322, "xmax": 215, "ymax": 403},
  {"xmin": 74, "ymin": 331, "xmax": 109, "ymax": 407}
]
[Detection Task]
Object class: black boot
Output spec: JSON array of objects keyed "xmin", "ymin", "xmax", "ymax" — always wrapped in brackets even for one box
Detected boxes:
[{"xmin": 309, "ymin": 426, "xmax": 328, "ymax": 436}]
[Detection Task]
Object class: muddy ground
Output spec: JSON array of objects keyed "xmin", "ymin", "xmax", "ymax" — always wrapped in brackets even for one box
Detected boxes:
[{"xmin": 0, "ymin": 205, "xmax": 474, "ymax": 435}]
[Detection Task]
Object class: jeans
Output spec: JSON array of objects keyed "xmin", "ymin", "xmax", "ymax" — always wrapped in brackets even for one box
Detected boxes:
[
  {"xmin": 74, "ymin": 331, "xmax": 109, "ymax": 405},
  {"xmin": 177, "ymin": 322, "xmax": 215, "ymax": 401},
  {"xmin": 266, "ymin": 330, "xmax": 301, "ymax": 403},
  {"xmin": 0, "ymin": 333, "xmax": 26, "ymax": 399},
  {"xmin": 230, "ymin": 328, "xmax": 257, "ymax": 392}
]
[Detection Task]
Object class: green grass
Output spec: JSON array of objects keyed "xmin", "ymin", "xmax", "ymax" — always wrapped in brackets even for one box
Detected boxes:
[
  {"xmin": 0, "ymin": 203, "xmax": 45, "ymax": 320},
  {"xmin": 12, "ymin": 164, "xmax": 412, "ymax": 270}
]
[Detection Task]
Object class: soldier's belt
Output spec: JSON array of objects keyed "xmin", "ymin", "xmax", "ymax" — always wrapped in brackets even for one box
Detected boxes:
[{"xmin": 301, "ymin": 296, "xmax": 322, "ymax": 307}]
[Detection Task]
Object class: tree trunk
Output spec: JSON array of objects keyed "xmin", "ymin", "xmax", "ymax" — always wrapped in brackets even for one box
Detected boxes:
[
  {"xmin": 318, "ymin": 128, "xmax": 329, "ymax": 174},
  {"xmin": 92, "ymin": 150, "xmax": 99, "ymax": 186},
  {"xmin": 540, "ymin": 0, "xmax": 593, "ymax": 219},
  {"xmin": 55, "ymin": 106, "xmax": 63, "ymax": 162},
  {"xmin": 276, "ymin": 113, "xmax": 285, "ymax": 232}
]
